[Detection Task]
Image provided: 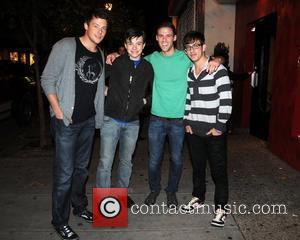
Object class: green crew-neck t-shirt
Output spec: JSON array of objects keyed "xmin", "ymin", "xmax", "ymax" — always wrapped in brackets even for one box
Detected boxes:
[{"xmin": 145, "ymin": 50, "xmax": 191, "ymax": 118}]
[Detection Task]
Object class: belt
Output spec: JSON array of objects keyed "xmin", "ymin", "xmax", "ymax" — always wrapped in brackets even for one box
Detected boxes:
[{"xmin": 151, "ymin": 114, "xmax": 183, "ymax": 121}]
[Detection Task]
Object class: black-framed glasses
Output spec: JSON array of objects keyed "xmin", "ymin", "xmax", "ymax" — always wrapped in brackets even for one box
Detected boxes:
[{"xmin": 184, "ymin": 43, "xmax": 203, "ymax": 52}]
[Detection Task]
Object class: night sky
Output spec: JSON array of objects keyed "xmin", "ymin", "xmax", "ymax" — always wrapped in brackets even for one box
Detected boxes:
[
  {"xmin": 0, "ymin": 0, "xmax": 171, "ymax": 54},
  {"xmin": 117, "ymin": 0, "xmax": 171, "ymax": 50},
  {"xmin": 134, "ymin": 0, "xmax": 170, "ymax": 36}
]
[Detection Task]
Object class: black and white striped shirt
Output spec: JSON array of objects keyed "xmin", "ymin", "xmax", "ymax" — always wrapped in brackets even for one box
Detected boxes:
[{"xmin": 184, "ymin": 63, "xmax": 232, "ymax": 136}]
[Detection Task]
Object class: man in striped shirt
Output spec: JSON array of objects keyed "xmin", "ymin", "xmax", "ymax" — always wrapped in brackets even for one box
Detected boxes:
[{"xmin": 181, "ymin": 31, "xmax": 232, "ymax": 227}]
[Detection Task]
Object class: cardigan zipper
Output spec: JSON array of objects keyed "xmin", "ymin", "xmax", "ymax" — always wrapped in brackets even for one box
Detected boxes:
[{"xmin": 125, "ymin": 76, "xmax": 133, "ymax": 119}]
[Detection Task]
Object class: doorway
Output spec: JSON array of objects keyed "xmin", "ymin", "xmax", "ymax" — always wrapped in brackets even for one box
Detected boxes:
[{"xmin": 249, "ymin": 13, "xmax": 277, "ymax": 141}]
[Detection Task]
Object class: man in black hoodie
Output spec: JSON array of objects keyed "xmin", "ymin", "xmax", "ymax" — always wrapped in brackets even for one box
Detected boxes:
[{"xmin": 96, "ymin": 28, "xmax": 154, "ymax": 207}]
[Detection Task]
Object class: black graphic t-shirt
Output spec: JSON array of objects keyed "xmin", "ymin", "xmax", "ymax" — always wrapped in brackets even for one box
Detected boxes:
[{"xmin": 72, "ymin": 37, "xmax": 103, "ymax": 123}]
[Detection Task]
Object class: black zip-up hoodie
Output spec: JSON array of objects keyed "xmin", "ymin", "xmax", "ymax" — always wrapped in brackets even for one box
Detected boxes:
[{"xmin": 105, "ymin": 54, "xmax": 154, "ymax": 122}]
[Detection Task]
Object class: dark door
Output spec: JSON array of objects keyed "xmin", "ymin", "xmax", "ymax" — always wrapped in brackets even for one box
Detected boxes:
[{"xmin": 250, "ymin": 13, "xmax": 277, "ymax": 140}]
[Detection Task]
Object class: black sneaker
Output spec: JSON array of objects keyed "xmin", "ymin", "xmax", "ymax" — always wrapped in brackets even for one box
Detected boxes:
[
  {"xmin": 144, "ymin": 192, "xmax": 159, "ymax": 206},
  {"xmin": 181, "ymin": 197, "xmax": 204, "ymax": 213},
  {"xmin": 73, "ymin": 209, "xmax": 93, "ymax": 223},
  {"xmin": 54, "ymin": 225, "xmax": 79, "ymax": 240},
  {"xmin": 127, "ymin": 196, "xmax": 135, "ymax": 208},
  {"xmin": 211, "ymin": 208, "xmax": 226, "ymax": 227},
  {"xmin": 166, "ymin": 192, "xmax": 178, "ymax": 208}
]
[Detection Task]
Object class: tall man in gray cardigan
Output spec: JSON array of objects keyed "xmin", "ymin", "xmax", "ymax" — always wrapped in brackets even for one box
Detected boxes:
[{"xmin": 41, "ymin": 8, "xmax": 108, "ymax": 240}]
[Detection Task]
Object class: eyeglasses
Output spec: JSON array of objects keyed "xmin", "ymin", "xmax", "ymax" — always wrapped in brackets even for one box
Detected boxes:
[{"xmin": 184, "ymin": 43, "xmax": 203, "ymax": 52}]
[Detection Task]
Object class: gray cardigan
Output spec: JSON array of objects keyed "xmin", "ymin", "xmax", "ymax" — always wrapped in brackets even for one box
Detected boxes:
[{"xmin": 41, "ymin": 37, "xmax": 105, "ymax": 128}]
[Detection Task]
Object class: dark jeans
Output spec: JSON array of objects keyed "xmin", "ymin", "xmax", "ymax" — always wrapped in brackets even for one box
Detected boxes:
[
  {"xmin": 51, "ymin": 116, "xmax": 95, "ymax": 227},
  {"xmin": 148, "ymin": 115, "xmax": 185, "ymax": 193},
  {"xmin": 187, "ymin": 133, "xmax": 228, "ymax": 209}
]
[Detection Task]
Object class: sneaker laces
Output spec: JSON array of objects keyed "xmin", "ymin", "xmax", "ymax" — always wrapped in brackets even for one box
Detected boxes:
[
  {"xmin": 213, "ymin": 209, "xmax": 226, "ymax": 221},
  {"xmin": 80, "ymin": 209, "xmax": 89, "ymax": 215},
  {"xmin": 188, "ymin": 197, "xmax": 200, "ymax": 205},
  {"xmin": 62, "ymin": 225, "xmax": 75, "ymax": 237}
]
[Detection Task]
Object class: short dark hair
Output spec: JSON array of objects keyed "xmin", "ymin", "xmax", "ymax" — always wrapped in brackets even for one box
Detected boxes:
[
  {"xmin": 156, "ymin": 22, "xmax": 176, "ymax": 35},
  {"xmin": 213, "ymin": 42, "xmax": 229, "ymax": 60},
  {"xmin": 84, "ymin": 8, "xmax": 109, "ymax": 24},
  {"xmin": 183, "ymin": 31, "xmax": 205, "ymax": 45},
  {"xmin": 124, "ymin": 28, "xmax": 146, "ymax": 43}
]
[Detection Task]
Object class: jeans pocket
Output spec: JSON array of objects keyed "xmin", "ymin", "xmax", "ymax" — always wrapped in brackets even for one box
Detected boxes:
[
  {"xmin": 54, "ymin": 118, "xmax": 66, "ymax": 132},
  {"xmin": 173, "ymin": 119, "xmax": 183, "ymax": 126},
  {"xmin": 103, "ymin": 115, "xmax": 111, "ymax": 122},
  {"xmin": 55, "ymin": 117, "xmax": 63, "ymax": 122},
  {"xmin": 129, "ymin": 119, "xmax": 140, "ymax": 126}
]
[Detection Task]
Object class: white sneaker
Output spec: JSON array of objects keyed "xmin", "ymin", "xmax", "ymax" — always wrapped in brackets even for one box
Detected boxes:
[
  {"xmin": 181, "ymin": 197, "xmax": 204, "ymax": 213},
  {"xmin": 211, "ymin": 208, "xmax": 226, "ymax": 227}
]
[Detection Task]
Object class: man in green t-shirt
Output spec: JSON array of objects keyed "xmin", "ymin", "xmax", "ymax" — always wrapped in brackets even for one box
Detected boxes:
[{"xmin": 143, "ymin": 22, "xmax": 190, "ymax": 208}]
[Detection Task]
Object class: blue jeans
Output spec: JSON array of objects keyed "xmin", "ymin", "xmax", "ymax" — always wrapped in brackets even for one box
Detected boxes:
[
  {"xmin": 96, "ymin": 116, "xmax": 139, "ymax": 188},
  {"xmin": 148, "ymin": 115, "xmax": 185, "ymax": 193},
  {"xmin": 51, "ymin": 116, "xmax": 95, "ymax": 228}
]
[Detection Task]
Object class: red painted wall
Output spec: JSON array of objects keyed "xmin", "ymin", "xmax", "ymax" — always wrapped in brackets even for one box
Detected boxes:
[{"xmin": 234, "ymin": 0, "xmax": 300, "ymax": 170}]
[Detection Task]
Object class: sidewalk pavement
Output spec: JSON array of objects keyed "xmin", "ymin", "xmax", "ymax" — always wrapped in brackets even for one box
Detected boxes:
[{"xmin": 0, "ymin": 119, "xmax": 299, "ymax": 240}]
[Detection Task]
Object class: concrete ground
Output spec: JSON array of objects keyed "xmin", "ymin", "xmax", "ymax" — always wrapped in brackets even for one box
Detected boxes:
[{"xmin": 0, "ymin": 117, "xmax": 299, "ymax": 240}]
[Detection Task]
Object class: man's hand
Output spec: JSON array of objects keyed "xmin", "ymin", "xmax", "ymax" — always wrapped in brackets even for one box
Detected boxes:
[
  {"xmin": 47, "ymin": 94, "xmax": 64, "ymax": 120},
  {"xmin": 106, "ymin": 52, "xmax": 120, "ymax": 65},
  {"xmin": 206, "ymin": 128, "xmax": 222, "ymax": 136},
  {"xmin": 54, "ymin": 108, "xmax": 64, "ymax": 120},
  {"xmin": 186, "ymin": 125, "xmax": 193, "ymax": 134},
  {"xmin": 206, "ymin": 57, "xmax": 221, "ymax": 74}
]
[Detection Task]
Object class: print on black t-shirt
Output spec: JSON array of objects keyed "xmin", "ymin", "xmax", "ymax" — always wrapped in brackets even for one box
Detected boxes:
[{"xmin": 72, "ymin": 37, "xmax": 103, "ymax": 124}]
